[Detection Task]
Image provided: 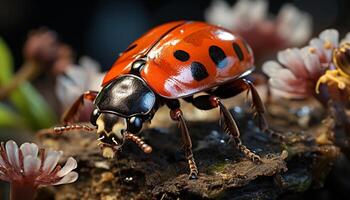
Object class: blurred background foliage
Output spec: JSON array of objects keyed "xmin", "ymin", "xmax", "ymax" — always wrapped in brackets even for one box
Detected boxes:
[{"xmin": 0, "ymin": 38, "xmax": 55, "ymax": 130}]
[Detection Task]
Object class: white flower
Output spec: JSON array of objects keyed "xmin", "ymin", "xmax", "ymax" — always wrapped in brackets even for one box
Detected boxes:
[
  {"xmin": 340, "ymin": 32, "xmax": 350, "ymax": 45},
  {"xmin": 276, "ymin": 4, "xmax": 312, "ymax": 46},
  {"xmin": 0, "ymin": 140, "xmax": 78, "ymax": 186},
  {"xmin": 205, "ymin": 0, "xmax": 312, "ymax": 61},
  {"xmin": 262, "ymin": 29, "xmax": 347, "ymax": 99},
  {"xmin": 56, "ymin": 56, "xmax": 105, "ymax": 110},
  {"xmin": 205, "ymin": 0, "xmax": 268, "ymax": 31}
]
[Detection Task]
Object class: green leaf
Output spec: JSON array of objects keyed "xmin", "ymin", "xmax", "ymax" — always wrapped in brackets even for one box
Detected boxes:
[
  {"xmin": 0, "ymin": 37, "xmax": 14, "ymax": 83},
  {"xmin": 10, "ymin": 82, "xmax": 56, "ymax": 129},
  {"xmin": 0, "ymin": 103, "xmax": 26, "ymax": 128},
  {"xmin": 0, "ymin": 37, "xmax": 56, "ymax": 130}
]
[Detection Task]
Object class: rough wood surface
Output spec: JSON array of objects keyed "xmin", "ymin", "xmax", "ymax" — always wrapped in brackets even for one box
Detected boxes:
[{"xmin": 36, "ymin": 98, "xmax": 340, "ymax": 200}]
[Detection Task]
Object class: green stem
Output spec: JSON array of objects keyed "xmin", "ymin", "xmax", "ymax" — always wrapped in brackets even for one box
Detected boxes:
[{"xmin": 0, "ymin": 61, "xmax": 41, "ymax": 100}]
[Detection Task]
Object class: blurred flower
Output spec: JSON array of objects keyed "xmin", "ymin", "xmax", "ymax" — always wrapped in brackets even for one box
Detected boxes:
[
  {"xmin": 56, "ymin": 56, "xmax": 104, "ymax": 117},
  {"xmin": 23, "ymin": 28, "xmax": 59, "ymax": 66},
  {"xmin": 23, "ymin": 28, "xmax": 74, "ymax": 73},
  {"xmin": 205, "ymin": 0, "xmax": 312, "ymax": 62},
  {"xmin": 262, "ymin": 29, "xmax": 349, "ymax": 101},
  {"xmin": 0, "ymin": 28, "xmax": 74, "ymax": 101},
  {"xmin": 52, "ymin": 44, "xmax": 75, "ymax": 75},
  {"xmin": 0, "ymin": 140, "xmax": 78, "ymax": 200},
  {"xmin": 341, "ymin": 32, "xmax": 350, "ymax": 45}
]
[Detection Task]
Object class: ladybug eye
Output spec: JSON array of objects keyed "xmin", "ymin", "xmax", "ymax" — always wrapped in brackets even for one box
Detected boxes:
[
  {"xmin": 127, "ymin": 117, "xmax": 143, "ymax": 133},
  {"xmin": 90, "ymin": 109, "xmax": 100, "ymax": 126}
]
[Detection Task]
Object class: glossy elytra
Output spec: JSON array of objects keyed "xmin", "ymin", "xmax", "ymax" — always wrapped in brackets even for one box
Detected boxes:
[{"xmin": 51, "ymin": 21, "xmax": 268, "ymax": 179}]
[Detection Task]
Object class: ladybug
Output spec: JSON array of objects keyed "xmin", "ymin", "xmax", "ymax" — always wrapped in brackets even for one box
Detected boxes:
[{"xmin": 53, "ymin": 21, "xmax": 267, "ymax": 179}]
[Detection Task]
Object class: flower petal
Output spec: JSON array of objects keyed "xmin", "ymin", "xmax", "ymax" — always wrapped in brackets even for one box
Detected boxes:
[
  {"xmin": 300, "ymin": 46, "xmax": 323, "ymax": 79},
  {"xmin": 270, "ymin": 88, "xmax": 308, "ymax": 99},
  {"xmin": 269, "ymin": 78, "xmax": 307, "ymax": 94},
  {"xmin": 0, "ymin": 156, "xmax": 5, "ymax": 167},
  {"xmin": 319, "ymin": 29, "xmax": 339, "ymax": 62},
  {"xmin": 23, "ymin": 156, "xmax": 41, "ymax": 176},
  {"xmin": 277, "ymin": 4, "xmax": 312, "ymax": 46},
  {"xmin": 79, "ymin": 56, "xmax": 101, "ymax": 73},
  {"xmin": 56, "ymin": 57, "xmax": 104, "ymax": 110},
  {"xmin": 309, "ymin": 38, "xmax": 329, "ymax": 64},
  {"xmin": 246, "ymin": 0, "xmax": 267, "ymax": 23},
  {"xmin": 90, "ymin": 73, "xmax": 105, "ymax": 91},
  {"xmin": 42, "ymin": 150, "xmax": 62, "ymax": 174},
  {"xmin": 340, "ymin": 32, "xmax": 350, "ymax": 45},
  {"xmin": 53, "ymin": 171, "xmax": 78, "ymax": 185},
  {"xmin": 0, "ymin": 171, "xmax": 9, "ymax": 182},
  {"xmin": 56, "ymin": 157, "xmax": 77, "ymax": 177},
  {"xmin": 56, "ymin": 74, "xmax": 87, "ymax": 109},
  {"xmin": 205, "ymin": 0, "xmax": 235, "ymax": 29},
  {"xmin": 319, "ymin": 29, "xmax": 339, "ymax": 48},
  {"xmin": 5, "ymin": 140, "xmax": 20, "ymax": 170},
  {"xmin": 20, "ymin": 143, "xmax": 39, "ymax": 158},
  {"xmin": 262, "ymin": 60, "xmax": 284, "ymax": 78},
  {"xmin": 231, "ymin": 0, "xmax": 268, "ymax": 29},
  {"xmin": 278, "ymin": 48, "xmax": 309, "ymax": 78}
]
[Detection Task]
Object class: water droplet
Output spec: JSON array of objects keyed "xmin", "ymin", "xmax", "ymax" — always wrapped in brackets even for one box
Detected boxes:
[
  {"xmin": 296, "ymin": 106, "xmax": 311, "ymax": 117},
  {"xmin": 248, "ymin": 120, "xmax": 255, "ymax": 126},
  {"xmin": 125, "ymin": 177, "xmax": 133, "ymax": 182},
  {"xmin": 233, "ymin": 106, "xmax": 242, "ymax": 114},
  {"xmin": 210, "ymin": 130, "xmax": 219, "ymax": 136}
]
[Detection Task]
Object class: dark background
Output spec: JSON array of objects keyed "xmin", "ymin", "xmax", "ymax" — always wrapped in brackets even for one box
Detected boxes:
[{"xmin": 0, "ymin": 0, "xmax": 349, "ymax": 70}]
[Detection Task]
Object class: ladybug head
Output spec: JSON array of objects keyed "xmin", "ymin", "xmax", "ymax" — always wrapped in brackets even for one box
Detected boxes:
[
  {"xmin": 90, "ymin": 111, "xmax": 125, "ymax": 158},
  {"xmin": 90, "ymin": 75, "xmax": 156, "ymax": 158},
  {"xmin": 90, "ymin": 109, "xmax": 146, "ymax": 158}
]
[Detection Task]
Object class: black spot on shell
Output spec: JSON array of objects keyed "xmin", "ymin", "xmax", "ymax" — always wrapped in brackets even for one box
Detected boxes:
[
  {"xmin": 209, "ymin": 45, "xmax": 227, "ymax": 68},
  {"xmin": 232, "ymin": 43, "xmax": 244, "ymax": 61},
  {"xmin": 191, "ymin": 62, "xmax": 209, "ymax": 81},
  {"xmin": 124, "ymin": 44, "xmax": 137, "ymax": 53},
  {"xmin": 174, "ymin": 50, "xmax": 190, "ymax": 62}
]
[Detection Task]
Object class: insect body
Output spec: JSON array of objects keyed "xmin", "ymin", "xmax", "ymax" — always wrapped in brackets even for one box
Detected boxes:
[{"xmin": 56, "ymin": 21, "xmax": 267, "ymax": 179}]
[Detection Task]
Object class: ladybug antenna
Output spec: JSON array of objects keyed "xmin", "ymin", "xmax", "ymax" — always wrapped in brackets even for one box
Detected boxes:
[
  {"xmin": 37, "ymin": 124, "xmax": 97, "ymax": 138},
  {"xmin": 125, "ymin": 132, "xmax": 152, "ymax": 154},
  {"xmin": 53, "ymin": 124, "xmax": 96, "ymax": 134}
]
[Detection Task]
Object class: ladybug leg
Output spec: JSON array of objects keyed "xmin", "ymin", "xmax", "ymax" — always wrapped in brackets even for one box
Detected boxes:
[
  {"xmin": 167, "ymin": 100, "xmax": 198, "ymax": 179},
  {"xmin": 61, "ymin": 90, "xmax": 99, "ymax": 124},
  {"xmin": 192, "ymin": 95, "xmax": 261, "ymax": 163},
  {"xmin": 37, "ymin": 90, "xmax": 98, "ymax": 138},
  {"xmin": 210, "ymin": 78, "xmax": 268, "ymax": 131}
]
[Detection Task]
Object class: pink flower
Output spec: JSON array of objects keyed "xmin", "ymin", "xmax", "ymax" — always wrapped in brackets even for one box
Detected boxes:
[
  {"xmin": 262, "ymin": 29, "xmax": 349, "ymax": 100},
  {"xmin": 205, "ymin": 0, "xmax": 312, "ymax": 62},
  {"xmin": 0, "ymin": 140, "xmax": 78, "ymax": 200},
  {"xmin": 23, "ymin": 28, "xmax": 59, "ymax": 65}
]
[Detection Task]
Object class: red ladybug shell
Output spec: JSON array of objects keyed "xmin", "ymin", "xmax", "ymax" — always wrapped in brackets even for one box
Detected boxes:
[{"xmin": 102, "ymin": 21, "xmax": 254, "ymax": 98}]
